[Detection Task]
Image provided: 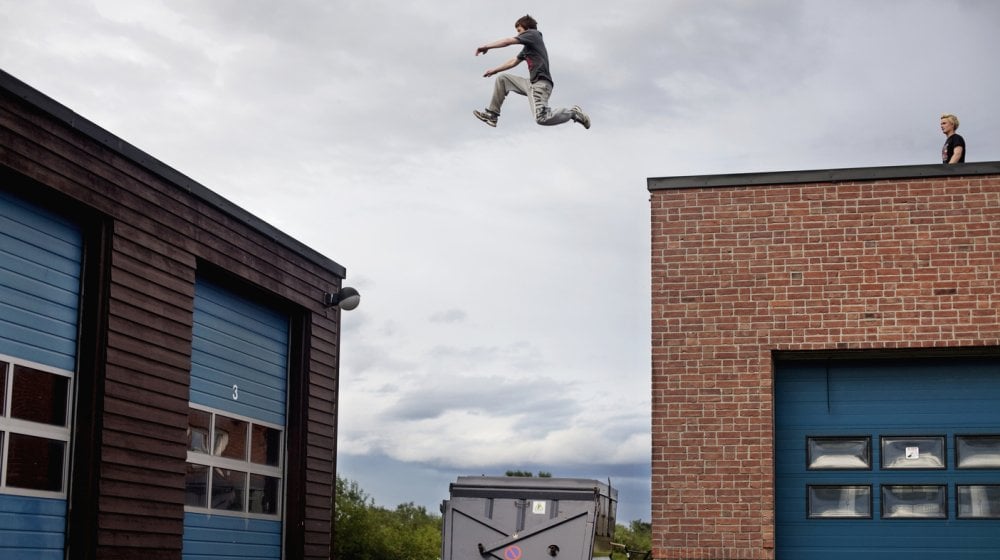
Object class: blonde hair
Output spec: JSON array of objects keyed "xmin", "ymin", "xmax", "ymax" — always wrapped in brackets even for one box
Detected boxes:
[{"xmin": 940, "ymin": 113, "xmax": 960, "ymax": 129}]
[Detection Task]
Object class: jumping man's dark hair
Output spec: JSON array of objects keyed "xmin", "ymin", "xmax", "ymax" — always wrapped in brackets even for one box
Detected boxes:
[{"xmin": 515, "ymin": 15, "xmax": 537, "ymax": 30}]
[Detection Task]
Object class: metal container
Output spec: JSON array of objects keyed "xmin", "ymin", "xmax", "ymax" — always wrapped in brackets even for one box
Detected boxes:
[{"xmin": 440, "ymin": 476, "xmax": 618, "ymax": 559}]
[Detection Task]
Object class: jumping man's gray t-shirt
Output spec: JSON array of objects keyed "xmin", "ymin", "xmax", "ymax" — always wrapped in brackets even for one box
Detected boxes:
[{"xmin": 516, "ymin": 29, "xmax": 553, "ymax": 84}]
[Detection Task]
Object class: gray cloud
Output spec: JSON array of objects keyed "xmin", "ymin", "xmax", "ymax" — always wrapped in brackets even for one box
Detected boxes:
[
  {"xmin": 5, "ymin": 0, "xmax": 998, "ymax": 522},
  {"xmin": 428, "ymin": 308, "xmax": 468, "ymax": 324},
  {"xmin": 385, "ymin": 372, "xmax": 578, "ymax": 422},
  {"xmin": 427, "ymin": 340, "xmax": 547, "ymax": 372}
]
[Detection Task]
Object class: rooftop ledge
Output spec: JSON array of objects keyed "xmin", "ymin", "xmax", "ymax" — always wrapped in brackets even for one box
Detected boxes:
[{"xmin": 647, "ymin": 161, "xmax": 1000, "ymax": 192}]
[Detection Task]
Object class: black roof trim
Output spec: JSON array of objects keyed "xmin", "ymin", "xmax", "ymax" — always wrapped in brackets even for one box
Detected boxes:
[
  {"xmin": 648, "ymin": 161, "xmax": 1000, "ymax": 192},
  {"xmin": 1, "ymin": 68, "xmax": 346, "ymax": 278},
  {"xmin": 773, "ymin": 345, "xmax": 1000, "ymax": 363}
]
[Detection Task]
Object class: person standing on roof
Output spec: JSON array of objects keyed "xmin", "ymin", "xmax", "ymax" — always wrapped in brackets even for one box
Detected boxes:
[
  {"xmin": 940, "ymin": 113, "xmax": 966, "ymax": 163},
  {"xmin": 473, "ymin": 14, "xmax": 591, "ymax": 130}
]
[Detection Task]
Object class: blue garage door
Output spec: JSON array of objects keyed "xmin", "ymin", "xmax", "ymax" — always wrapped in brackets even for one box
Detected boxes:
[
  {"xmin": 776, "ymin": 359, "xmax": 1000, "ymax": 559},
  {"xmin": 0, "ymin": 189, "xmax": 82, "ymax": 559},
  {"xmin": 183, "ymin": 278, "xmax": 288, "ymax": 560}
]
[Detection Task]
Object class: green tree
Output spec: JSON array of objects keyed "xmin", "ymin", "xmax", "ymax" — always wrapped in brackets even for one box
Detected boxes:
[
  {"xmin": 613, "ymin": 519, "xmax": 652, "ymax": 557},
  {"xmin": 333, "ymin": 476, "xmax": 441, "ymax": 560},
  {"xmin": 504, "ymin": 470, "xmax": 552, "ymax": 477}
]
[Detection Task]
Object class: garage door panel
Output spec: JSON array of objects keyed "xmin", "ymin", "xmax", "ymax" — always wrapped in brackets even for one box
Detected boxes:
[
  {"xmin": 776, "ymin": 359, "xmax": 1000, "ymax": 559},
  {"xmin": 0, "ymin": 190, "xmax": 80, "ymax": 558},
  {"xmin": 183, "ymin": 277, "xmax": 287, "ymax": 560}
]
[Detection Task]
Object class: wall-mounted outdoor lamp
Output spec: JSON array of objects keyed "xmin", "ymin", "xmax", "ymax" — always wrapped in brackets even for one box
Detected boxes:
[{"xmin": 323, "ymin": 287, "xmax": 360, "ymax": 310}]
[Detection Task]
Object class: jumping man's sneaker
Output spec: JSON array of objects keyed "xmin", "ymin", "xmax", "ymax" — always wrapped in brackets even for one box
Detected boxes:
[
  {"xmin": 572, "ymin": 106, "xmax": 591, "ymax": 129},
  {"xmin": 473, "ymin": 109, "xmax": 498, "ymax": 127}
]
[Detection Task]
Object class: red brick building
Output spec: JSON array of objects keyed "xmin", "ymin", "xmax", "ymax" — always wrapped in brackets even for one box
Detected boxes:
[{"xmin": 649, "ymin": 163, "xmax": 1000, "ymax": 559}]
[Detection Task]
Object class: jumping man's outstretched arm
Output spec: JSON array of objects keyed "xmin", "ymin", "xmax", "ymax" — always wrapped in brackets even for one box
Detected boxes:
[
  {"xmin": 476, "ymin": 36, "xmax": 522, "ymax": 78},
  {"xmin": 475, "ymin": 36, "xmax": 520, "ymax": 56},
  {"xmin": 483, "ymin": 57, "xmax": 521, "ymax": 78}
]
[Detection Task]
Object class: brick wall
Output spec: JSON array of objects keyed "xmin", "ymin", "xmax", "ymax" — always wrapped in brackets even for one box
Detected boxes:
[{"xmin": 649, "ymin": 169, "xmax": 1000, "ymax": 559}]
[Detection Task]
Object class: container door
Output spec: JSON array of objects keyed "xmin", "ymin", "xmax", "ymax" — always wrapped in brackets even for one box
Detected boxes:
[
  {"xmin": 183, "ymin": 278, "xmax": 288, "ymax": 560},
  {"xmin": 0, "ymin": 189, "xmax": 82, "ymax": 559}
]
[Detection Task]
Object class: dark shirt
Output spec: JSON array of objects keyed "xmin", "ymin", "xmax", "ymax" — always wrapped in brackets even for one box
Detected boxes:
[
  {"xmin": 942, "ymin": 134, "xmax": 966, "ymax": 163},
  {"xmin": 516, "ymin": 29, "xmax": 553, "ymax": 84}
]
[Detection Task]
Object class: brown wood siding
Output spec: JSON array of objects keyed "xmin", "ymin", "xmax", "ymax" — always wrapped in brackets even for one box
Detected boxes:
[{"xmin": 2, "ymin": 82, "xmax": 341, "ymax": 559}]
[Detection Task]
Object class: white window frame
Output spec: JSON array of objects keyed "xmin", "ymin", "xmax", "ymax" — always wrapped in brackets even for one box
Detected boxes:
[
  {"xmin": 0, "ymin": 353, "xmax": 73, "ymax": 500},
  {"xmin": 185, "ymin": 403, "xmax": 284, "ymax": 520}
]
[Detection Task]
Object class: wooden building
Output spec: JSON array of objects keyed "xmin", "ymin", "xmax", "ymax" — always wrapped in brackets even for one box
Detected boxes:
[{"xmin": 0, "ymin": 69, "xmax": 352, "ymax": 559}]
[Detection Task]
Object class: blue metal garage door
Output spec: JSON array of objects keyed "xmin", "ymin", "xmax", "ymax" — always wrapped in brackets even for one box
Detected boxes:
[
  {"xmin": 776, "ymin": 359, "xmax": 1000, "ymax": 559},
  {"xmin": 0, "ymin": 189, "xmax": 82, "ymax": 559},
  {"xmin": 183, "ymin": 278, "xmax": 288, "ymax": 560}
]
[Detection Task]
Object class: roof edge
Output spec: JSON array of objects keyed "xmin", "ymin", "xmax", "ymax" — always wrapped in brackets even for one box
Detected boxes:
[
  {"xmin": 1, "ymin": 68, "xmax": 347, "ymax": 279},
  {"xmin": 647, "ymin": 161, "xmax": 1000, "ymax": 192}
]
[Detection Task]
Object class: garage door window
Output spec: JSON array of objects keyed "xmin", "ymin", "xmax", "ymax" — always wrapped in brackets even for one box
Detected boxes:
[
  {"xmin": 807, "ymin": 485, "xmax": 872, "ymax": 518},
  {"xmin": 956, "ymin": 436, "xmax": 1000, "ymax": 469},
  {"xmin": 808, "ymin": 437, "xmax": 871, "ymax": 470},
  {"xmin": 0, "ymin": 358, "xmax": 72, "ymax": 496},
  {"xmin": 881, "ymin": 436, "xmax": 946, "ymax": 469},
  {"xmin": 185, "ymin": 405, "xmax": 283, "ymax": 517},
  {"xmin": 957, "ymin": 485, "xmax": 1000, "ymax": 519},
  {"xmin": 882, "ymin": 485, "xmax": 947, "ymax": 519}
]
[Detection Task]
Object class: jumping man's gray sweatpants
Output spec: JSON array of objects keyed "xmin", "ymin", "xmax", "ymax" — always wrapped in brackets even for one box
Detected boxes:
[{"xmin": 487, "ymin": 74, "xmax": 576, "ymax": 125}]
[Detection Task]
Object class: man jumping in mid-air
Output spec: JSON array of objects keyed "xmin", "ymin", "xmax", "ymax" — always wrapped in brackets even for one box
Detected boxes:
[{"xmin": 474, "ymin": 14, "xmax": 591, "ymax": 130}]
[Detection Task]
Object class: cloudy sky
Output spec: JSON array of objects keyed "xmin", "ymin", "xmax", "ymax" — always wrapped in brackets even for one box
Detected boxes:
[{"xmin": 3, "ymin": 0, "xmax": 999, "ymax": 522}]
